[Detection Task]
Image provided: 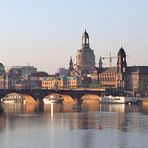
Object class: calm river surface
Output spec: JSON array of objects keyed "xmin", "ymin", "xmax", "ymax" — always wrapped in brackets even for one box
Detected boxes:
[{"xmin": 1, "ymin": 102, "xmax": 148, "ymax": 148}]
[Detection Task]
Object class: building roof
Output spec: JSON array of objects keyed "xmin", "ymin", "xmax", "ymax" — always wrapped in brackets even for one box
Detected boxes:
[
  {"xmin": 98, "ymin": 66, "xmax": 148, "ymax": 75},
  {"xmin": 67, "ymin": 76, "xmax": 80, "ymax": 80},
  {"xmin": 44, "ymin": 75, "xmax": 67, "ymax": 81},
  {"xmin": 98, "ymin": 67, "xmax": 117, "ymax": 74},
  {"xmin": 30, "ymin": 71, "xmax": 49, "ymax": 77},
  {"xmin": 127, "ymin": 66, "xmax": 148, "ymax": 74}
]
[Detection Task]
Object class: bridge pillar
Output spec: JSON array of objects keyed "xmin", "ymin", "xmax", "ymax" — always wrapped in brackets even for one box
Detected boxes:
[
  {"xmin": 35, "ymin": 98, "xmax": 44, "ymax": 112},
  {"xmin": 71, "ymin": 95, "xmax": 84, "ymax": 104},
  {"xmin": 76, "ymin": 97, "xmax": 83, "ymax": 104},
  {"xmin": 35, "ymin": 98, "xmax": 44, "ymax": 106}
]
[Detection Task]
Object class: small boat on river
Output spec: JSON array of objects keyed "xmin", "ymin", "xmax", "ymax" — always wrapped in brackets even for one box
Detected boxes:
[
  {"xmin": 100, "ymin": 95, "xmax": 142, "ymax": 104},
  {"xmin": 43, "ymin": 94, "xmax": 64, "ymax": 104},
  {"xmin": 1, "ymin": 94, "xmax": 26, "ymax": 104},
  {"xmin": 1, "ymin": 98, "xmax": 26, "ymax": 104}
]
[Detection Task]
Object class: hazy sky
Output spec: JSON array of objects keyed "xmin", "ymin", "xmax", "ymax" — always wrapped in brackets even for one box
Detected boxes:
[{"xmin": 0, "ymin": 0, "xmax": 148, "ymax": 74}]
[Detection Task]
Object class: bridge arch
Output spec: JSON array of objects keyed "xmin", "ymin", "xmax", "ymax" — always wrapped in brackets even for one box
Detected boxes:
[{"xmin": 81, "ymin": 94, "xmax": 100, "ymax": 103}]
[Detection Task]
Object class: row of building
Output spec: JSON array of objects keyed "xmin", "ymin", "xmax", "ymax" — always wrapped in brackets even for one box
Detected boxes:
[
  {"xmin": 67, "ymin": 30, "xmax": 148, "ymax": 95},
  {"xmin": 0, "ymin": 65, "xmax": 82, "ymax": 89},
  {"xmin": 0, "ymin": 31, "xmax": 148, "ymax": 95}
]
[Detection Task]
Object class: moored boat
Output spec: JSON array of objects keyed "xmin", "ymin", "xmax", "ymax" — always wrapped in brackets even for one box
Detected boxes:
[
  {"xmin": 1, "ymin": 94, "xmax": 26, "ymax": 104},
  {"xmin": 100, "ymin": 95, "xmax": 142, "ymax": 104},
  {"xmin": 2, "ymin": 99, "xmax": 16, "ymax": 104},
  {"xmin": 1, "ymin": 98, "xmax": 26, "ymax": 104},
  {"xmin": 43, "ymin": 94, "xmax": 64, "ymax": 104}
]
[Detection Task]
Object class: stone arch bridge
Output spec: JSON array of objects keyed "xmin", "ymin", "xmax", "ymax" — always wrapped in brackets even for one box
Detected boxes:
[{"xmin": 0, "ymin": 89, "xmax": 106, "ymax": 103}]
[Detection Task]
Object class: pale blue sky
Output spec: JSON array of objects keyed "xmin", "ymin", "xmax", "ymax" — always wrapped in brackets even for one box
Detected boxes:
[{"xmin": 0, "ymin": 0, "xmax": 148, "ymax": 73}]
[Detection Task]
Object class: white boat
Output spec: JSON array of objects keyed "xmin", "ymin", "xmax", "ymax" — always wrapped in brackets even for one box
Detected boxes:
[
  {"xmin": 43, "ymin": 94, "xmax": 64, "ymax": 104},
  {"xmin": 100, "ymin": 95, "xmax": 141, "ymax": 104},
  {"xmin": 1, "ymin": 94, "xmax": 26, "ymax": 104},
  {"xmin": 1, "ymin": 98, "xmax": 26, "ymax": 104},
  {"xmin": 2, "ymin": 99, "xmax": 16, "ymax": 104}
]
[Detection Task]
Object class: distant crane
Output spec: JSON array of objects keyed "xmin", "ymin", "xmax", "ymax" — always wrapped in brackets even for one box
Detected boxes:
[
  {"xmin": 100, "ymin": 52, "xmax": 130, "ymax": 67},
  {"xmin": 101, "ymin": 52, "xmax": 117, "ymax": 67}
]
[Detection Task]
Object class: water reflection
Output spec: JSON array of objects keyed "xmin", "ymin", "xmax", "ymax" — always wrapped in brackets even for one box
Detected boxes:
[{"xmin": 0, "ymin": 102, "xmax": 148, "ymax": 148}]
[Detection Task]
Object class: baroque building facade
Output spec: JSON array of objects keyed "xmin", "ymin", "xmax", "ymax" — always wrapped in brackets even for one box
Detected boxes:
[
  {"xmin": 97, "ymin": 47, "xmax": 148, "ymax": 94},
  {"xmin": 42, "ymin": 75, "xmax": 81, "ymax": 89}
]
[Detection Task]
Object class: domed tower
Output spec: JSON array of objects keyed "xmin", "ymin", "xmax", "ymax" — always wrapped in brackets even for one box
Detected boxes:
[
  {"xmin": 76, "ymin": 30, "xmax": 95, "ymax": 75},
  {"xmin": 117, "ymin": 47, "xmax": 127, "ymax": 73}
]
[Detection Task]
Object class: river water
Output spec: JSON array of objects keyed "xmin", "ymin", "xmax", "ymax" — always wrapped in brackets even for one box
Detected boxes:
[{"xmin": 0, "ymin": 102, "xmax": 148, "ymax": 148}]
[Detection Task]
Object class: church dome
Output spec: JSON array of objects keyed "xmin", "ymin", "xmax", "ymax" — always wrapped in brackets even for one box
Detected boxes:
[
  {"xmin": 76, "ymin": 31, "xmax": 95, "ymax": 74},
  {"xmin": 118, "ymin": 47, "xmax": 126, "ymax": 57},
  {"xmin": 0, "ymin": 63, "xmax": 5, "ymax": 75}
]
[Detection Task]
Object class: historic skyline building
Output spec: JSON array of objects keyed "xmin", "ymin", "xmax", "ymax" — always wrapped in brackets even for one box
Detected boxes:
[
  {"xmin": 75, "ymin": 30, "xmax": 95, "ymax": 75},
  {"xmin": 97, "ymin": 47, "xmax": 127, "ymax": 89},
  {"xmin": 67, "ymin": 31, "xmax": 148, "ymax": 93},
  {"xmin": 97, "ymin": 47, "xmax": 148, "ymax": 94},
  {"xmin": 0, "ymin": 30, "xmax": 147, "ymax": 94}
]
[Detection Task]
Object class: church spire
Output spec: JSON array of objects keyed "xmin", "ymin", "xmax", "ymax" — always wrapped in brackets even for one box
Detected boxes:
[
  {"xmin": 99, "ymin": 56, "xmax": 103, "ymax": 68},
  {"xmin": 117, "ymin": 47, "xmax": 127, "ymax": 73},
  {"xmin": 69, "ymin": 56, "xmax": 74, "ymax": 71},
  {"xmin": 67, "ymin": 56, "xmax": 74, "ymax": 76},
  {"xmin": 82, "ymin": 30, "xmax": 89, "ymax": 48},
  {"xmin": 69, "ymin": 56, "xmax": 73, "ymax": 68}
]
